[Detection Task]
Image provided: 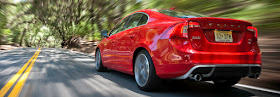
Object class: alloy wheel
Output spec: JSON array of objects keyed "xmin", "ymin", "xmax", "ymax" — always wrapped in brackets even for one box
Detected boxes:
[
  {"xmin": 95, "ymin": 50, "xmax": 101, "ymax": 69},
  {"xmin": 135, "ymin": 54, "xmax": 150, "ymax": 87}
]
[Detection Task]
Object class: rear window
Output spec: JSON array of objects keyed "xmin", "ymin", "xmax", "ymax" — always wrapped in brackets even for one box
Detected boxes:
[{"xmin": 154, "ymin": 9, "xmax": 207, "ymax": 18}]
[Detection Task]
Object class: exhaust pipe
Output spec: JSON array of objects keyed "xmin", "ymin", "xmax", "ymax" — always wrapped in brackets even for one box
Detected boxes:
[
  {"xmin": 193, "ymin": 74, "xmax": 202, "ymax": 81},
  {"xmin": 254, "ymin": 73, "xmax": 260, "ymax": 79}
]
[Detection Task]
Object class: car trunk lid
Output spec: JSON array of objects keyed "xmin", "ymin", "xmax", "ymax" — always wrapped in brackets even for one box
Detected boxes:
[{"xmin": 187, "ymin": 17, "xmax": 254, "ymax": 52}]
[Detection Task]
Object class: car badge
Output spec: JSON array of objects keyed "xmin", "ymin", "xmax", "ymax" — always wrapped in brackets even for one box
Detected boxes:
[
  {"xmin": 209, "ymin": 23, "xmax": 212, "ymax": 26},
  {"xmin": 238, "ymin": 25, "xmax": 240, "ymax": 28},
  {"xmin": 192, "ymin": 36, "xmax": 201, "ymax": 39},
  {"xmin": 217, "ymin": 24, "xmax": 220, "ymax": 26},
  {"xmin": 224, "ymin": 24, "xmax": 227, "ymax": 27},
  {"xmin": 231, "ymin": 25, "xmax": 234, "ymax": 27}
]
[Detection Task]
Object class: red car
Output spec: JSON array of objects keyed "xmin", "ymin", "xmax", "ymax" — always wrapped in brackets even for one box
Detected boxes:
[{"xmin": 95, "ymin": 9, "xmax": 262, "ymax": 91}]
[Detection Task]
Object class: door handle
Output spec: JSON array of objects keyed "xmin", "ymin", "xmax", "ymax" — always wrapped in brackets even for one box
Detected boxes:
[
  {"xmin": 128, "ymin": 35, "xmax": 135, "ymax": 39},
  {"xmin": 111, "ymin": 41, "xmax": 115, "ymax": 44}
]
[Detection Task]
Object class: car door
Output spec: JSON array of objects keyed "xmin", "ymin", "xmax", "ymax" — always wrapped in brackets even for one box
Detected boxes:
[
  {"xmin": 102, "ymin": 16, "xmax": 131, "ymax": 68},
  {"xmin": 113, "ymin": 13, "xmax": 148, "ymax": 72}
]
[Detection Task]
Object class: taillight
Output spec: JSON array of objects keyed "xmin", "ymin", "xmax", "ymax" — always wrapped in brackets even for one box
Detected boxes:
[
  {"xmin": 188, "ymin": 22, "xmax": 200, "ymax": 28},
  {"xmin": 170, "ymin": 22, "xmax": 200, "ymax": 39},
  {"xmin": 247, "ymin": 26, "xmax": 258, "ymax": 41}
]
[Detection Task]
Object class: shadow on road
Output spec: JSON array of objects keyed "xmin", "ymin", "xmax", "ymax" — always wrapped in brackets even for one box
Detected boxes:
[{"xmin": 98, "ymin": 69, "xmax": 256, "ymax": 97}]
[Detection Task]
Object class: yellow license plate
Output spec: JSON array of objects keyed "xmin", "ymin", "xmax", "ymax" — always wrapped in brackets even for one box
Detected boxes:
[{"xmin": 214, "ymin": 30, "xmax": 233, "ymax": 42}]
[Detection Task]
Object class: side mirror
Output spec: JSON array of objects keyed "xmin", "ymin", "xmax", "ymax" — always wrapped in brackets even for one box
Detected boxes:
[{"xmin": 100, "ymin": 30, "xmax": 108, "ymax": 37}]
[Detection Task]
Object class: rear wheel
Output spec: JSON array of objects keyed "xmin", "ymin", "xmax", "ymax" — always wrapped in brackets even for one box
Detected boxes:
[
  {"xmin": 213, "ymin": 77, "xmax": 241, "ymax": 88},
  {"xmin": 134, "ymin": 50, "xmax": 162, "ymax": 91},
  {"xmin": 95, "ymin": 49, "xmax": 107, "ymax": 72}
]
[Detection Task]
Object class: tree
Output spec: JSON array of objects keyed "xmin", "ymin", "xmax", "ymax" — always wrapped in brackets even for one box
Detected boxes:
[{"xmin": 1, "ymin": 0, "xmax": 280, "ymax": 47}]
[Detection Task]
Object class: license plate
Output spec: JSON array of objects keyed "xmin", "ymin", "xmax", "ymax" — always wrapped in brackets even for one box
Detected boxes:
[{"xmin": 214, "ymin": 30, "xmax": 233, "ymax": 42}]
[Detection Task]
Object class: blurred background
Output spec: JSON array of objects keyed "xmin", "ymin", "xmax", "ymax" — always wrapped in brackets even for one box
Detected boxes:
[
  {"xmin": 0, "ymin": 0, "xmax": 279, "ymax": 90},
  {"xmin": 0, "ymin": 0, "xmax": 279, "ymax": 48}
]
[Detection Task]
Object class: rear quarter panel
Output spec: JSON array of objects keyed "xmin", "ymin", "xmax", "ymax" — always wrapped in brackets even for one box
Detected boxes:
[{"xmin": 132, "ymin": 11, "xmax": 185, "ymax": 75}]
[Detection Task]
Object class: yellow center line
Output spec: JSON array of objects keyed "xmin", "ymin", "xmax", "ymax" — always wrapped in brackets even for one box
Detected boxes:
[
  {"xmin": 8, "ymin": 48, "xmax": 41, "ymax": 97},
  {"xmin": 0, "ymin": 48, "xmax": 41, "ymax": 97}
]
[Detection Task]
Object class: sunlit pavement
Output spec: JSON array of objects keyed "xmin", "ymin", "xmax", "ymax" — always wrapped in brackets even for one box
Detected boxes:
[{"xmin": 0, "ymin": 48, "xmax": 279, "ymax": 97}]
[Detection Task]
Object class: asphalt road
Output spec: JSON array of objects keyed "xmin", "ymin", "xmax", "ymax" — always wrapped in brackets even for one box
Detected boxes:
[{"xmin": 0, "ymin": 48, "xmax": 279, "ymax": 97}]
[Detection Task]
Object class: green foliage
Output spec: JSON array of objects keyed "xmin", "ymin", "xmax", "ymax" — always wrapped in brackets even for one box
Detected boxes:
[
  {"xmin": 1, "ymin": 29, "xmax": 11, "ymax": 35},
  {"xmin": 10, "ymin": 27, "xmax": 21, "ymax": 43},
  {"xmin": 70, "ymin": 21, "xmax": 93, "ymax": 37},
  {"xmin": 0, "ymin": 5, "xmax": 8, "ymax": 44},
  {"xmin": 143, "ymin": 0, "xmax": 280, "ymax": 33},
  {"xmin": 93, "ymin": 32, "xmax": 102, "ymax": 41},
  {"xmin": 0, "ymin": 0, "xmax": 279, "ymax": 47}
]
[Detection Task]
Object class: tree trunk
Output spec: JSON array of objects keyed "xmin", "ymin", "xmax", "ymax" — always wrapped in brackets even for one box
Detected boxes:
[
  {"xmin": 19, "ymin": 28, "xmax": 26, "ymax": 46},
  {"xmin": 58, "ymin": 28, "xmax": 67, "ymax": 47},
  {"xmin": 37, "ymin": 38, "xmax": 41, "ymax": 47}
]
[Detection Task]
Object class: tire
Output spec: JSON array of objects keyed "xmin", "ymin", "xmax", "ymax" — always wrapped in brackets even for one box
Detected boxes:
[
  {"xmin": 134, "ymin": 50, "xmax": 162, "ymax": 91},
  {"xmin": 213, "ymin": 77, "xmax": 241, "ymax": 88},
  {"xmin": 95, "ymin": 49, "xmax": 107, "ymax": 72}
]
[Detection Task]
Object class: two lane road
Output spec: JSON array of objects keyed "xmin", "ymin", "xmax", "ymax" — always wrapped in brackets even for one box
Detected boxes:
[{"xmin": 0, "ymin": 48, "xmax": 279, "ymax": 97}]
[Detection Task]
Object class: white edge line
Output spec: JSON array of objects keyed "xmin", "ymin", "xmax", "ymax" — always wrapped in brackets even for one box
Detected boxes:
[
  {"xmin": 206, "ymin": 81, "xmax": 280, "ymax": 95},
  {"xmin": 235, "ymin": 84, "xmax": 280, "ymax": 95}
]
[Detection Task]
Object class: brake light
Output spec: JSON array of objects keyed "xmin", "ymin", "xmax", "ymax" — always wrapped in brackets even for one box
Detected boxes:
[
  {"xmin": 247, "ymin": 26, "xmax": 258, "ymax": 41},
  {"xmin": 169, "ymin": 22, "xmax": 200, "ymax": 39},
  {"xmin": 170, "ymin": 23, "xmax": 186, "ymax": 38},
  {"xmin": 188, "ymin": 22, "xmax": 200, "ymax": 28}
]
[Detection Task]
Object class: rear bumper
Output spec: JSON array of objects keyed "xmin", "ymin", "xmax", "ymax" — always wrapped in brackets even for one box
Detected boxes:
[
  {"xmin": 174, "ymin": 64, "xmax": 261, "ymax": 80},
  {"xmin": 151, "ymin": 39, "xmax": 262, "ymax": 79}
]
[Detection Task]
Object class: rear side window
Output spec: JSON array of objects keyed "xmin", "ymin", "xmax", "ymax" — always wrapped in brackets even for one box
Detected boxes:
[
  {"xmin": 138, "ymin": 14, "xmax": 148, "ymax": 26},
  {"xmin": 110, "ymin": 12, "xmax": 149, "ymax": 36},
  {"xmin": 110, "ymin": 16, "xmax": 130, "ymax": 35},
  {"xmin": 126, "ymin": 13, "xmax": 142, "ymax": 29}
]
